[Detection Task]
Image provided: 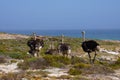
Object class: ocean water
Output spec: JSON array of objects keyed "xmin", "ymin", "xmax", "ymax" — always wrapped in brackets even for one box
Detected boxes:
[{"xmin": 1, "ymin": 29, "xmax": 120, "ymax": 40}]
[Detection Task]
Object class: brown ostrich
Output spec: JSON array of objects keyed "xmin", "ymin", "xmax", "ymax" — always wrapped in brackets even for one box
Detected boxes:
[
  {"xmin": 58, "ymin": 43, "xmax": 71, "ymax": 57},
  {"xmin": 58, "ymin": 34, "xmax": 71, "ymax": 57},
  {"xmin": 45, "ymin": 37, "xmax": 59, "ymax": 55}
]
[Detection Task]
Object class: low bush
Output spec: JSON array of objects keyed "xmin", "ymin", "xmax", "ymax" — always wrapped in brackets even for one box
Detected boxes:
[
  {"xmin": 9, "ymin": 53, "xmax": 23, "ymax": 59},
  {"xmin": 69, "ymin": 62, "xmax": 114, "ymax": 75},
  {"xmin": 0, "ymin": 72, "xmax": 25, "ymax": 80},
  {"xmin": 68, "ymin": 63, "xmax": 91, "ymax": 75},
  {"xmin": 0, "ymin": 56, "xmax": 6, "ymax": 63},
  {"xmin": 58, "ymin": 75, "xmax": 72, "ymax": 80},
  {"xmin": 69, "ymin": 68, "xmax": 82, "ymax": 75},
  {"xmin": 18, "ymin": 55, "xmax": 71, "ymax": 70},
  {"xmin": 8, "ymin": 52, "xmax": 30, "ymax": 59},
  {"xmin": 109, "ymin": 58, "xmax": 120, "ymax": 69},
  {"xmin": 74, "ymin": 63, "xmax": 91, "ymax": 69},
  {"xmin": 71, "ymin": 56, "xmax": 87, "ymax": 64},
  {"xmin": 18, "ymin": 61, "xmax": 29, "ymax": 70},
  {"xmin": 71, "ymin": 76, "xmax": 88, "ymax": 80},
  {"xmin": 18, "ymin": 57, "xmax": 48, "ymax": 70},
  {"xmin": 43, "ymin": 55, "xmax": 71, "ymax": 67}
]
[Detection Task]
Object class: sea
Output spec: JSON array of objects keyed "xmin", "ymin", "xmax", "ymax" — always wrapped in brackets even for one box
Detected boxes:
[{"xmin": 0, "ymin": 29, "xmax": 120, "ymax": 40}]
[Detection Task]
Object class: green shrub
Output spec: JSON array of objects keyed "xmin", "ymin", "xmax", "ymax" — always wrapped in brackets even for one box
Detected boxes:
[
  {"xmin": 18, "ymin": 57, "xmax": 48, "ymax": 70},
  {"xmin": 18, "ymin": 55, "xmax": 71, "ymax": 70},
  {"xmin": 71, "ymin": 56, "xmax": 87, "ymax": 64},
  {"xmin": 18, "ymin": 57, "xmax": 38, "ymax": 70},
  {"xmin": 9, "ymin": 53, "xmax": 22, "ymax": 59},
  {"xmin": 26, "ymin": 70, "xmax": 48, "ymax": 78},
  {"xmin": 115, "ymin": 58, "xmax": 120, "ymax": 64},
  {"xmin": 0, "ymin": 72, "xmax": 25, "ymax": 80},
  {"xmin": 8, "ymin": 52, "xmax": 30, "ymax": 59},
  {"xmin": 69, "ymin": 63, "xmax": 114, "ymax": 75},
  {"xmin": 69, "ymin": 68, "xmax": 82, "ymax": 75},
  {"xmin": 68, "ymin": 63, "xmax": 91, "ymax": 75},
  {"xmin": 74, "ymin": 63, "xmax": 91, "ymax": 69},
  {"xmin": 43, "ymin": 55, "xmax": 71, "ymax": 67},
  {"xmin": 58, "ymin": 75, "xmax": 72, "ymax": 80},
  {"xmin": 71, "ymin": 76, "xmax": 88, "ymax": 80},
  {"xmin": 109, "ymin": 58, "xmax": 120, "ymax": 69},
  {"xmin": 0, "ymin": 56, "xmax": 6, "ymax": 63},
  {"xmin": 18, "ymin": 61, "xmax": 29, "ymax": 70}
]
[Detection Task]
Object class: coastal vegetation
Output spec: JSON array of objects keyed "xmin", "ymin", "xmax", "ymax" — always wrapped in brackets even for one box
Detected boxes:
[{"xmin": 0, "ymin": 33, "xmax": 120, "ymax": 79}]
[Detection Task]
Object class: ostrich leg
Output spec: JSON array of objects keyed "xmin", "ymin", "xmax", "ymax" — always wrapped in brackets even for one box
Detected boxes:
[
  {"xmin": 93, "ymin": 51, "xmax": 97, "ymax": 63},
  {"xmin": 34, "ymin": 51, "xmax": 39, "ymax": 57},
  {"xmin": 37, "ymin": 51, "xmax": 39, "ymax": 57},
  {"xmin": 88, "ymin": 52, "xmax": 92, "ymax": 63}
]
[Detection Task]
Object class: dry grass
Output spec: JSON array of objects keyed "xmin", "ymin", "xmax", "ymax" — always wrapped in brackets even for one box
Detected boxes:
[{"xmin": 98, "ymin": 40, "xmax": 120, "ymax": 51}]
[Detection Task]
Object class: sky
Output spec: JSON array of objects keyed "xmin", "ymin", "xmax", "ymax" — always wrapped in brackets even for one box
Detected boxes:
[{"xmin": 0, "ymin": 0, "xmax": 120, "ymax": 30}]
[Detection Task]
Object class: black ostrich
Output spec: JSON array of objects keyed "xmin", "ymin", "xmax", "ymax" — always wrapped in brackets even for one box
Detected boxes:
[
  {"xmin": 81, "ymin": 40, "xmax": 100, "ymax": 63},
  {"xmin": 27, "ymin": 38, "xmax": 44, "ymax": 57},
  {"xmin": 81, "ymin": 31, "xmax": 100, "ymax": 63}
]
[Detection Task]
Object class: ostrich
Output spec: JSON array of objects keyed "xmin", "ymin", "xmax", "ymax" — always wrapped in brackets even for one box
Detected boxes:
[
  {"xmin": 27, "ymin": 33, "xmax": 44, "ymax": 57},
  {"xmin": 45, "ymin": 37, "xmax": 59, "ymax": 55},
  {"xmin": 45, "ymin": 49, "xmax": 58, "ymax": 55},
  {"xmin": 58, "ymin": 34, "xmax": 71, "ymax": 57},
  {"xmin": 27, "ymin": 38, "xmax": 44, "ymax": 57},
  {"xmin": 58, "ymin": 43, "xmax": 71, "ymax": 57},
  {"xmin": 81, "ymin": 31, "xmax": 100, "ymax": 63}
]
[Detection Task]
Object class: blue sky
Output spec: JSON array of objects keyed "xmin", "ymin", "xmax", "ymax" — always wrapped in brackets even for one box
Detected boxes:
[{"xmin": 0, "ymin": 0, "xmax": 120, "ymax": 30}]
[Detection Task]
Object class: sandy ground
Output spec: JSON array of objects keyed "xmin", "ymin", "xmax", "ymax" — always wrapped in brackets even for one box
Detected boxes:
[
  {"xmin": 0, "ymin": 59, "xmax": 23, "ymax": 74},
  {"xmin": 0, "ymin": 53, "xmax": 120, "ymax": 80},
  {"xmin": 0, "ymin": 33, "xmax": 29, "ymax": 39},
  {"xmin": 43, "ymin": 68, "xmax": 69, "ymax": 77}
]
